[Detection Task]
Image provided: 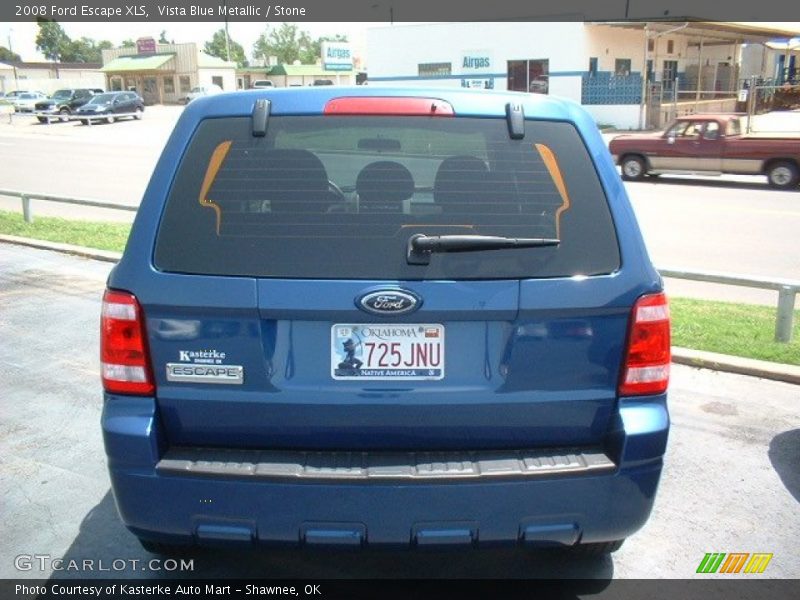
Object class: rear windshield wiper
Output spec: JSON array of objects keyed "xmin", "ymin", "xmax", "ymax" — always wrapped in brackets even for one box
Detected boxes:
[{"xmin": 407, "ymin": 233, "xmax": 559, "ymax": 265}]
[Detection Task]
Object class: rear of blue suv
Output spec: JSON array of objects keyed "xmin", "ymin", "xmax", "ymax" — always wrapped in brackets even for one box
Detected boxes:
[{"xmin": 101, "ymin": 88, "xmax": 670, "ymax": 554}]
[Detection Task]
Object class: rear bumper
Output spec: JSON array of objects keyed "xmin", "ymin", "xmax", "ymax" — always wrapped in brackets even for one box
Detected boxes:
[{"xmin": 102, "ymin": 394, "xmax": 669, "ymax": 548}]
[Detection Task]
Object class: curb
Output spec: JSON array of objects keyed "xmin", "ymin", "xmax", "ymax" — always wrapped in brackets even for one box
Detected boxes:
[
  {"xmin": 1, "ymin": 235, "xmax": 798, "ymax": 386},
  {"xmin": 0, "ymin": 234, "xmax": 122, "ymax": 263},
  {"xmin": 672, "ymin": 347, "xmax": 800, "ymax": 386}
]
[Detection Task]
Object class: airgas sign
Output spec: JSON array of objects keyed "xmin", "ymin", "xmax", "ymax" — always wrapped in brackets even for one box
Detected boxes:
[
  {"xmin": 321, "ymin": 42, "xmax": 353, "ymax": 71},
  {"xmin": 461, "ymin": 50, "xmax": 493, "ymax": 73},
  {"xmin": 461, "ymin": 50, "xmax": 493, "ymax": 89}
]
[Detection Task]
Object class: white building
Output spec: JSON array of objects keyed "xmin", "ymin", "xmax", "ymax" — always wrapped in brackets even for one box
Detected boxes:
[
  {"xmin": 367, "ymin": 22, "xmax": 800, "ymax": 129},
  {"xmin": 0, "ymin": 61, "xmax": 105, "ymax": 95}
]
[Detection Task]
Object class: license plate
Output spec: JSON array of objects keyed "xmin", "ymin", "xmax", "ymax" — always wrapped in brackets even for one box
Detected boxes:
[{"xmin": 331, "ymin": 324, "xmax": 444, "ymax": 380}]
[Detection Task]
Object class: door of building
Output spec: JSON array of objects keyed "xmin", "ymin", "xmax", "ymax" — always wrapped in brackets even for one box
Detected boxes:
[{"xmin": 143, "ymin": 77, "xmax": 159, "ymax": 105}]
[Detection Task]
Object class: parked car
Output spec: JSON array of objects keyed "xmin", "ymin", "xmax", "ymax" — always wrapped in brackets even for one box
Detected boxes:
[
  {"xmin": 251, "ymin": 80, "xmax": 274, "ymax": 89},
  {"xmin": 311, "ymin": 79, "xmax": 334, "ymax": 86},
  {"xmin": 609, "ymin": 113, "xmax": 800, "ymax": 189},
  {"xmin": 4, "ymin": 90, "xmax": 28, "ymax": 99},
  {"xmin": 183, "ymin": 84, "xmax": 223, "ymax": 104},
  {"xmin": 34, "ymin": 88, "xmax": 97, "ymax": 122},
  {"xmin": 74, "ymin": 92, "xmax": 144, "ymax": 124},
  {"xmin": 102, "ymin": 87, "xmax": 670, "ymax": 556},
  {"xmin": 12, "ymin": 92, "xmax": 47, "ymax": 112}
]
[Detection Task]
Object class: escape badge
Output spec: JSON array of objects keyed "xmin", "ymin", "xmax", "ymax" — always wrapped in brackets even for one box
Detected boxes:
[{"xmin": 166, "ymin": 349, "xmax": 244, "ymax": 385}]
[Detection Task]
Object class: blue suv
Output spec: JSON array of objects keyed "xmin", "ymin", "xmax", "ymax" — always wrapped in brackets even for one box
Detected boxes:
[{"xmin": 101, "ymin": 87, "xmax": 670, "ymax": 555}]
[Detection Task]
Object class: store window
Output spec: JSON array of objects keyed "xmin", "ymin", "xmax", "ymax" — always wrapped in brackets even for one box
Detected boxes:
[
  {"xmin": 614, "ymin": 59, "xmax": 632, "ymax": 77},
  {"xmin": 212, "ymin": 76, "xmax": 224, "ymax": 89},
  {"xmin": 648, "ymin": 38, "xmax": 655, "ymax": 52},
  {"xmin": 110, "ymin": 77, "xmax": 123, "ymax": 91},
  {"xmin": 507, "ymin": 59, "xmax": 549, "ymax": 94},
  {"xmin": 179, "ymin": 76, "xmax": 191, "ymax": 93},
  {"xmin": 588, "ymin": 57, "xmax": 598, "ymax": 77},
  {"xmin": 667, "ymin": 39, "xmax": 675, "ymax": 54},
  {"xmin": 163, "ymin": 76, "xmax": 175, "ymax": 94},
  {"xmin": 418, "ymin": 62, "xmax": 452, "ymax": 77}
]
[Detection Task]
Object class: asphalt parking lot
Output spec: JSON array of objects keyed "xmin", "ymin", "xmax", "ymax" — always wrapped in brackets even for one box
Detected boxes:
[{"xmin": 1, "ymin": 244, "xmax": 798, "ymax": 580}]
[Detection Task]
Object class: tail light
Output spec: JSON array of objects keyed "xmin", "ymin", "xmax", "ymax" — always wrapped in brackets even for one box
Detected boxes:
[
  {"xmin": 619, "ymin": 292, "xmax": 671, "ymax": 396},
  {"xmin": 324, "ymin": 97, "xmax": 455, "ymax": 116},
  {"xmin": 101, "ymin": 289, "xmax": 154, "ymax": 395}
]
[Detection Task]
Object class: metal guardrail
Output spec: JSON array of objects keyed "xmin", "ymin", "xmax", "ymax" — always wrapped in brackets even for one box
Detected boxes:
[
  {"xmin": 0, "ymin": 190, "xmax": 796, "ymax": 343},
  {"xmin": 659, "ymin": 268, "xmax": 798, "ymax": 343},
  {"xmin": 0, "ymin": 189, "xmax": 138, "ymax": 223}
]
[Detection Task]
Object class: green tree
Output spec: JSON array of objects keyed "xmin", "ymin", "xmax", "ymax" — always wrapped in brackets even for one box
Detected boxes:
[
  {"xmin": 35, "ymin": 18, "xmax": 70, "ymax": 62},
  {"xmin": 253, "ymin": 23, "xmax": 302, "ymax": 65},
  {"xmin": 158, "ymin": 30, "xmax": 174, "ymax": 44},
  {"xmin": 254, "ymin": 25, "xmax": 348, "ymax": 66},
  {"xmin": 0, "ymin": 46, "xmax": 21, "ymax": 62},
  {"xmin": 121, "ymin": 39, "xmax": 135, "ymax": 48},
  {"xmin": 61, "ymin": 37, "xmax": 99, "ymax": 62},
  {"xmin": 204, "ymin": 29, "xmax": 248, "ymax": 67}
]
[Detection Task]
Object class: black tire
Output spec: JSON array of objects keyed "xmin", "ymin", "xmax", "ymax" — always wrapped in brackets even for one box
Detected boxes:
[
  {"xmin": 569, "ymin": 539, "xmax": 625, "ymax": 556},
  {"xmin": 36, "ymin": 116, "xmax": 47, "ymax": 123},
  {"xmin": 80, "ymin": 119, "xmax": 88, "ymax": 125},
  {"xmin": 58, "ymin": 107, "xmax": 70, "ymax": 122},
  {"xmin": 138, "ymin": 538, "xmax": 193, "ymax": 556},
  {"xmin": 766, "ymin": 161, "xmax": 799, "ymax": 189},
  {"xmin": 106, "ymin": 113, "xmax": 115, "ymax": 124},
  {"xmin": 134, "ymin": 107, "xmax": 143, "ymax": 120},
  {"xmin": 620, "ymin": 155, "xmax": 646, "ymax": 181}
]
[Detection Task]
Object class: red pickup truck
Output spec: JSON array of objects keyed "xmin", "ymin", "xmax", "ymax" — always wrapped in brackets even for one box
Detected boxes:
[{"xmin": 609, "ymin": 114, "xmax": 800, "ymax": 189}]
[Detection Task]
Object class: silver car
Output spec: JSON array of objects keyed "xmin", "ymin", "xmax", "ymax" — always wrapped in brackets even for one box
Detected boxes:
[{"xmin": 13, "ymin": 92, "xmax": 47, "ymax": 112}]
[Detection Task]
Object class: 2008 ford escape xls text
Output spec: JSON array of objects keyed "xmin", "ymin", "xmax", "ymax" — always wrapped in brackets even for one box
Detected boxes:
[{"xmin": 101, "ymin": 88, "xmax": 670, "ymax": 555}]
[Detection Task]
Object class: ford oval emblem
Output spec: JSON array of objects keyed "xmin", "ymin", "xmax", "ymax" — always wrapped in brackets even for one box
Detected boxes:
[{"xmin": 357, "ymin": 290, "xmax": 421, "ymax": 316}]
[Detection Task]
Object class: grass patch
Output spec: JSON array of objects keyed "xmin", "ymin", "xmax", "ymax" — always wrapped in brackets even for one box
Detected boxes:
[
  {"xmin": 0, "ymin": 210, "xmax": 130, "ymax": 252},
  {"xmin": 671, "ymin": 297, "xmax": 800, "ymax": 366}
]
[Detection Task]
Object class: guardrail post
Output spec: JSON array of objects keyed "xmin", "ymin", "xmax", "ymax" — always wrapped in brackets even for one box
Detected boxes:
[
  {"xmin": 21, "ymin": 194, "xmax": 33, "ymax": 223},
  {"xmin": 775, "ymin": 286, "xmax": 796, "ymax": 343}
]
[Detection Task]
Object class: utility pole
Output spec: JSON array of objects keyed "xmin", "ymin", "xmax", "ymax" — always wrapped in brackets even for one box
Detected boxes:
[
  {"xmin": 8, "ymin": 29, "xmax": 19, "ymax": 88},
  {"xmin": 223, "ymin": 0, "xmax": 231, "ymax": 62},
  {"xmin": 638, "ymin": 25, "xmax": 649, "ymax": 130}
]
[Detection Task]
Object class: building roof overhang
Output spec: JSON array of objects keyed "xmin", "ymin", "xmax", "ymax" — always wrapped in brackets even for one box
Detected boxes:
[
  {"xmin": 100, "ymin": 54, "xmax": 175, "ymax": 73},
  {"xmin": 591, "ymin": 21, "xmax": 800, "ymax": 45}
]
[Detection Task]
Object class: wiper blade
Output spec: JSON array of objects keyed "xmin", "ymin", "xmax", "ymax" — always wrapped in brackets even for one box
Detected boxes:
[{"xmin": 407, "ymin": 233, "xmax": 559, "ymax": 265}]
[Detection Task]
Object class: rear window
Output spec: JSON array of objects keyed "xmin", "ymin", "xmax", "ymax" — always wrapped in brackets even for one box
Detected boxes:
[{"xmin": 155, "ymin": 116, "xmax": 619, "ymax": 280}]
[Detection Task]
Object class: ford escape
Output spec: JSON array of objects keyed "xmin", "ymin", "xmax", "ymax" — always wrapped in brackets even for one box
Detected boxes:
[{"xmin": 101, "ymin": 87, "xmax": 670, "ymax": 555}]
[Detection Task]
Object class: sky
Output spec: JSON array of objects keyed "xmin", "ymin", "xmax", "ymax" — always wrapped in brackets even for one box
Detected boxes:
[{"xmin": 0, "ymin": 21, "xmax": 377, "ymax": 64}]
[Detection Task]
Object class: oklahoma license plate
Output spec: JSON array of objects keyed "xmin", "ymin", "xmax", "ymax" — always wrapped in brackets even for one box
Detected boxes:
[{"xmin": 331, "ymin": 324, "xmax": 445, "ymax": 380}]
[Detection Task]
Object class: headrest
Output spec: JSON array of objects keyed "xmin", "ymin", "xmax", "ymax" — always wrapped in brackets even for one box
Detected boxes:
[{"xmin": 356, "ymin": 161, "xmax": 415, "ymax": 208}]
